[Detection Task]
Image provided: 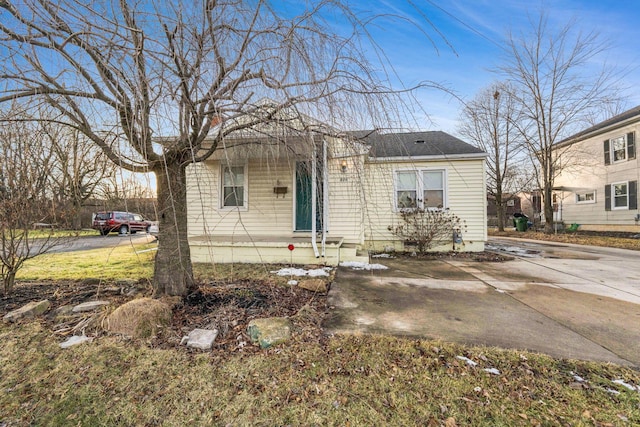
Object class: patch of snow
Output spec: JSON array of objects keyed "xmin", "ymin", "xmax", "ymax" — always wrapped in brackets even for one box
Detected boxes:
[
  {"xmin": 570, "ymin": 372, "xmax": 586, "ymax": 383},
  {"xmin": 456, "ymin": 356, "xmax": 477, "ymax": 367},
  {"xmin": 371, "ymin": 253, "xmax": 393, "ymax": 258},
  {"xmin": 484, "ymin": 368, "xmax": 501, "ymax": 375},
  {"xmin": 606, "ymin": 388, "xmax": 621, "ymax": 395},
  {"xmin": 612, "ymin": 379, "xmax": 639, "ymax": 392},
  {"xmin": 287, "ymin": 280, "xmax": 298, "ymax": 286},
  {"xmin": 339, "ymin": 261, "xmax": 388, "ymax": 270},
  {"xmin": 60, "ymin": 335, "xmax": 93, "ymax": 349},
  {"xmin": 308, "ymin": 268, "xmax": 332, "ymax": 277},
  {"xmin": 495, "ymin": 289, "xmax": 506, "ymax": 293},
  {"xmin": 271, "ymin": 267, "xmax": 330, "ymax": 277}
]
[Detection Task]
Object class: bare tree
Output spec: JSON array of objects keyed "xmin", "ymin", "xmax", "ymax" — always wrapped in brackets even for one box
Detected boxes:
[
  {"xmin": 48, "ymin": 128, "xmax": 117, "ymax": 229},
  {"xmin": 458, "ymin": 82, "xmax": 524, "ymax": 231},
  {"xmin": 498, "ymin": 13, "xmax": 625, "ymax": 233},
  {"xmin": 0, "ymin": 0, "xmax": 443, "ymax": 295},
  {"xmin": 0, "ymin": 109, "xmax": 65, "ymax": 293}
]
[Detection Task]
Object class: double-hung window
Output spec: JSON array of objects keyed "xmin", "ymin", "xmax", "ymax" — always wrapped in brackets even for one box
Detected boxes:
[
  {"xmin": 613, "ymin": 182, "xmax": 629, "ymax": 209},
  {"xmin": 611, "ymin": 136, "xmax": 627, "ymax": 162},
  {"xmin": 221, "ymin": 165, "xmax": 247, "ymax": 208},
  {"xmin": 605, "ymin": 180, "xmax": 637, "ymax": 211},
  {"xmin": 604, "ymin": 132, "xmax": 636, "ymax": 164},
  {"xmin": 395, "ymin": 169, "xmax": 446, "ymax": 210}
]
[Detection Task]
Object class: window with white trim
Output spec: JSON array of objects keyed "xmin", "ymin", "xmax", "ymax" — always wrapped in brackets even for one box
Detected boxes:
[
  {"xmin": 221, "ymin": 165, "xmax": 247, "ymax": 208},
  {"xmin": 604, "ymin": 132, "xmax": 636, "ymax": 165},
  {"xmin": 395, "ymin": 169, "xmax": 446, "ymax": 210},
  {"xmin": 575, "ymin": 191, "xmax": 595, "ymax": 204},
  {"xmin": 611, "ymin": 135, "xmax": 627, "ymax": 162},
  {"xmin": 396, "ymin": 171, "xmax": 417, "ymax": 209},
  {"xmin": 605, "ymin": 180, "xmax": 637, "ymax": 211},
  {"xmin": 613, "ymin": 182, "xmax": 628, "ymax": 209},
  {"xmin": 423, "ymin": 170, "xmax": 444, "ymax": 208}
]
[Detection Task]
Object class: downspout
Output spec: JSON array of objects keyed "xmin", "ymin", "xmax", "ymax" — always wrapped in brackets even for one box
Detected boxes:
[
  {"xmin": 321, "ymin": 138, "xmax": 328, "ymax": 257},
  {"xmin": 311, "ymin": 139, "xmax": 320, "ymax": 258}
]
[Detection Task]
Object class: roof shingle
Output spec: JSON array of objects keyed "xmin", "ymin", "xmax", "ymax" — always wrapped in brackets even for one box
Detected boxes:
[{"xmin": 356, "ymin": 130, "xmax": 485, "ymax": 158}]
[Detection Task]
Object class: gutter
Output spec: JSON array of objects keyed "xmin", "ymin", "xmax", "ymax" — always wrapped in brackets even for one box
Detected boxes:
[
  {"xmin": 321, "ymin": 138, "xmax": 328, "ymax": 257},
  {"xmin": 311, "ymin": 138, "xmax": 320, "ymax": 258},
  {"xmin": 368, "ymin": 153, "xmax": 487, "ymax": 162}
]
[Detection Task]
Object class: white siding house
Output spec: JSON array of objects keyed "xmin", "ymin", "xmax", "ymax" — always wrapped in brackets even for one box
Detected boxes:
[
  {"xmin": 186, "ymin": 126, "xmax": 487, "ymax": 265},
  {"xmin": 552, "ymin": 106, "xmax": 640, "ymax": 231}
]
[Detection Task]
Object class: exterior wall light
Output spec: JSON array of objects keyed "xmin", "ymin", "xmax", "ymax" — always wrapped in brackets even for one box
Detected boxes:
[{"xmin": 341, "ymin": 159, "xmax": 348, "ymax": 173}]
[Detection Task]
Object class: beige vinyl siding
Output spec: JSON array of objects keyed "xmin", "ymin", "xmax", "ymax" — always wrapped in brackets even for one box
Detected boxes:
[
  {"xmin": 554, "ymin": 123, "xmax": 640, "ymax": 229},
  {"xmin": 362, "ymin": 157, "xmax": 486, "ymax": 251},
  {"xmin": 326, "ymin": 154, "xmax": 366, "ymax": 244},
  {"xmin": 187, "ymin": 154, "xmax": 365, "ymax": 242},
  {"xmin": 187, "ymin": 159, "xmax": 296, "ymax": 238}
]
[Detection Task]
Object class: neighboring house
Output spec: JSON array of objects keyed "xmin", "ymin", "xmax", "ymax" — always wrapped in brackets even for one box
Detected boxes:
[
  {"xmin": 516, "ymin": 190, "xmax": 542, "ymax": 225},
  {"xmin": 185, "ymin": 117, "xmax": 487, "ymax": 265},
  {"xmin": 551, "ymin": 105, "xmax": 640, "ymax": 231},
  {"xmin": 486, "ymin": 193, "xmax": 521, "ymax": 227}
]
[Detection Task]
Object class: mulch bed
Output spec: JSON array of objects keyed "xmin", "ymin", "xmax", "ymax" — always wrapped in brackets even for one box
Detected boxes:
[
  {"xmin": 1, "ymin": 278, "xmax": 327, "ymax": 354},
  {"xmin": 387, "ymin": 250, "xmax": 513, "ymax": 262}
]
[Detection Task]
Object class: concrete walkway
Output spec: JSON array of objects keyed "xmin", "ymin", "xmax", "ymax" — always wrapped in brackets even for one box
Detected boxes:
[{"xmin": 324, "ymin": 237, "xmax": 640, "ymax": 367}]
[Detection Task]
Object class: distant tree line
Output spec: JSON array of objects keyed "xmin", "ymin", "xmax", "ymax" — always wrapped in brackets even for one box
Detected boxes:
[{"xmin": 0, "ymin": 105, "xmax": 155, "ymax": 230}]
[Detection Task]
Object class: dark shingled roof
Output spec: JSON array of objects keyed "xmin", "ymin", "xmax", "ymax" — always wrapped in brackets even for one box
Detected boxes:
[
  {"xmin": 356, "ymin": 130, "xmax": 485, "ymax": 158},
  {"xmin": 558, "ymin": 105, "xmax": 640, "ymax": 146}
]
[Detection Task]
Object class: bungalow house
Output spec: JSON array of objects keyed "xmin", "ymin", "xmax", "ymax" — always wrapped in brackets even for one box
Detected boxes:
[
  {"xmin": 186, "ymin": 116, "xmax": 487, "ymax": 265},
  {"xmin": 551, "ymin": 105, "xmax": 639, "ymax": 232}
]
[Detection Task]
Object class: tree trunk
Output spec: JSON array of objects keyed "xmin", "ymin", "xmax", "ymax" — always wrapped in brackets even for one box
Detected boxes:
[
  {"xmin": 2, "ymin": 269, "xmax": 16, "ymax": 295},
  {"xmin": 496, "ymin": 201, "xmax": 506, "ymax": 231},
  {"xmin": 543, "ymin": 186, "xmax": 554, "ymax": 233},
  {"xmin": 152, "ymin": 161, "xmax": 194, "ymax": 296},
  {"xmin": 495, "ymin": 181, "xmax": 505, "ymax": 232},
  {"xmin": 72, "ymin": 200, "xmax": 83, "ymax": 230}
]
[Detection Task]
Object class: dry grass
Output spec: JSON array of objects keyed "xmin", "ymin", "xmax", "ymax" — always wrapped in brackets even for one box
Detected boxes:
[
  {"xmin": 1, "ymin": 323, "xmax": 639, "ymax": 426},
  {"xmin": 490, "ymin": 229, "xmax": 640, "ymax": 251},
  {"xmin": 105, "ymin": 298, "xmax": 172, "ymax": 338}
]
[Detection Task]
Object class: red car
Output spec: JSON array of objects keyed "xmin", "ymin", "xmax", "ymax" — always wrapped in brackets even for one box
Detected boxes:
[{"xmin": 92, "ymin": 211, "xmax": 152, "ymax": 235}]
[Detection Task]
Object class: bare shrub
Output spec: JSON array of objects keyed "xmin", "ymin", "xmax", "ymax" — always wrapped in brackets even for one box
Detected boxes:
[{"xmin": 389, "ymin": 209, "xmax": 466, "ymax": 253}]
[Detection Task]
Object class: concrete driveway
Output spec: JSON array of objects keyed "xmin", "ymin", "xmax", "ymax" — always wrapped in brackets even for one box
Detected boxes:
[{"xmin": 324, "ymin": 237, "xmax": 640, "ymax": 367}]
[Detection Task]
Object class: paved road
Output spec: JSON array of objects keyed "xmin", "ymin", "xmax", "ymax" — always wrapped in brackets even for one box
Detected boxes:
[
  {"xmin": 484, "ymin": 237, "xmax": 640, "ymax": 304},
  {"xmin": 48, "ymin": 233, "xmax": 157, "ymax": 253},
  {"xmin": 325, "ymin": 238, "xmax": 640, "ymax": 367}
]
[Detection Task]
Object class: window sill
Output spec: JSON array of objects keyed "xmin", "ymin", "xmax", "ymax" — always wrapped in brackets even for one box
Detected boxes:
[{"xmin": 219, "ymin": 206, "xmax": 248, "ymax": 212}]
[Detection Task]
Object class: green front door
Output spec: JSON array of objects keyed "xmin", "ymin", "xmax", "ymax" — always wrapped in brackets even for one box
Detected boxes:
[{"xmin": 295, "ymin": 161, "xmax": 323, "ymax": 231}]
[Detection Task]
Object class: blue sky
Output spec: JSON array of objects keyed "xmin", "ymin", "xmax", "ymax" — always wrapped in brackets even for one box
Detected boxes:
[{"xmin": 350, "ymin": 0, "xmax": 640, "ymax": 135}]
